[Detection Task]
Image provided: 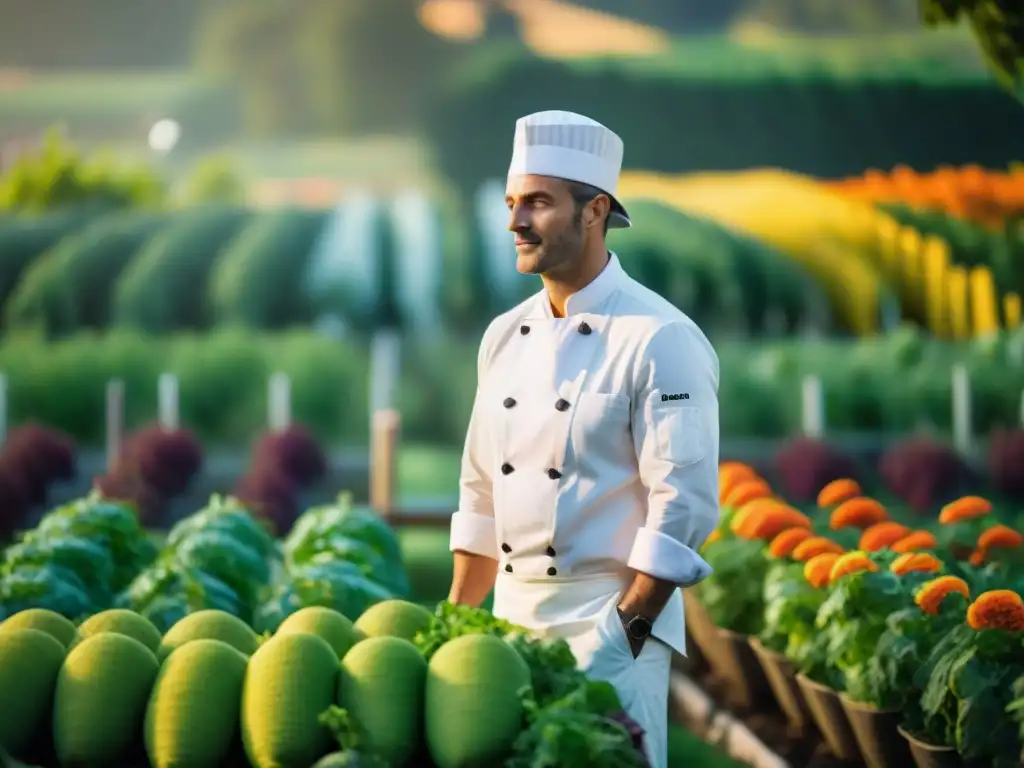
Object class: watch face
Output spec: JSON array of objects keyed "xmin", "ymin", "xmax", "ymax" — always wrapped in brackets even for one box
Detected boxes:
[{"xmin": 628, "ymin": 616, "xmax": 653, "ymax": 639}]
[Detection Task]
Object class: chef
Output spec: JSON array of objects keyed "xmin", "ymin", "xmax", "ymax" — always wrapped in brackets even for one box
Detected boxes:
[{"xmin": 447, "ymin": 110, "xmax": 719, "ymax": 768}]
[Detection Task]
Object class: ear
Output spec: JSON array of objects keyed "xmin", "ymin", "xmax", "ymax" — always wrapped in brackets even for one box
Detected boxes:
[{"xmin": 586, "ymin": 194, "xmax": 611, "ymax": 231}]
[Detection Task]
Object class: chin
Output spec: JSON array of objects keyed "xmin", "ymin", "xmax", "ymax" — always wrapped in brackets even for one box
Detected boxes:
[{"xmin": 516, "ymin": 254, "xmax": 543, "ymax": 275}]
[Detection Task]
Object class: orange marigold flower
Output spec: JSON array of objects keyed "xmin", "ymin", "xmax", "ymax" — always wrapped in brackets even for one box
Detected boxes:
[
  {"xmin": 966, "ymin": 590, "xmax": 1024, "ymax": 632},
  {"xmin": 722, "ymin": 478, "xmax": 773, "ymax": 509},
  {"xmin": 829, "ymin": 497, "xmax": 889, "ymax": 530},
  {"xmin": 719, "ymin": 463, "xmax": 758, "ymax": 503},
  {"xmin": 817, "ymin": 478, "xmax": 862, "ymax": 508},
  {"xmin": 915, "ymin": 576, "xmax": 970, "ymax": 615},
  {"xmin": 804, "ymin": 553, "xmax": 841, "ymax": 588},
  {"xmin": 829, "ymin": 551, "xmax": 879, "ymax": 582},
  {"xmin": 968, "ymin": 548, "xmax": 986, "ymax": 567},
  {"xmin": 891, "ymin": 552, "xmax": 942, "ymax": 576},
  {"xmin": 978, "ymin": 524, "xmax": 1023, "ymax": 552},
  {"xmin": 768, "ymin": 527, "xmax": 815, "ymax": 558},
  {"xmin": 891, "ymin": 530, "xmax": 938, "ymax": 554},
  {"xmin": 939, "ymin": 496, "xmax": 993, "ymax": 525},
  {"xmin": 740, "ymin": 505, "xmax": 812, "ymax": 542},
  {"xmin": 729, "ymin": 498, "xmax": 782, "ymax": 535},
  {"xmin": 859, "ymin": 521, "xmax": 912, "ymax": 552},
  {"xmin": 792, "ymin": 536, "xmax": 846, "ymax": 562}
]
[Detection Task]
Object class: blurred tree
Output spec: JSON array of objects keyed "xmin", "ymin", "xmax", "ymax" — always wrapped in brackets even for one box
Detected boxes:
[
  {"xmin": 922, "ymin": 0, "xmax": 1023, "ymax": 100},
  {"xmin": 194, "ymin": 0, "xmax": 463, "ymax": 137},
  {"xmin": 736, "ymin": 0, "xmax": 920, "ymax": 33},
  {"xmin": 300, "ymin": 0, "xmax": 462, "ymax": 134},
  {"xmin": 194, "ymin": 0, "xmax": 313, "ymax": 137},
  {"xmin": 586, "ymin": 0, "xmax": 747, "ymax": 33},
  {"xmin": 0, "ymin": 129, "xmax": 165, "ymax": 213}
]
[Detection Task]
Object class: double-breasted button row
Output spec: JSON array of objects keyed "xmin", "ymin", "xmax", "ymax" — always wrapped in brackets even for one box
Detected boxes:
[
  {"xmin": 499, "ymin": 463, "xmax": 562, "ymax": 479},
  {"xmin": 520, "ymin": 322, "xmax": 591, "ymax": 336}
]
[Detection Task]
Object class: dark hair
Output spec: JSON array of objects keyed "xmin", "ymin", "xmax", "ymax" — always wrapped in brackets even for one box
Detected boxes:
[{"xmin": 567, "ymin": 180, "xmax": 611, "ymax": 235}]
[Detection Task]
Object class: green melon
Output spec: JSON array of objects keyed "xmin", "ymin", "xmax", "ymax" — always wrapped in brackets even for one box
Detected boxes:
[
  {"xmin": 353, "ymin": 600, "xmax": 433, "ymax": 642},
  {"xmin": 0, "ymin": 628, "xmax": 66, "ymax": 756},
  {"xmin": 157, "ymin": 610, "xmax": 259, "ymax": 662},
  {"xmin": 77, "ymin": 609, "xmax": 162, "ymax": 652},
  {"xmin": 339, "ymin": 636, "xmax": 427, "ymax": 766},
  {"xmin": 145, "ymin": 639, "xmax": 248, "ymax": 768},
  {"xmin": 0, "ymin": 609, "xmax": 77, "ymax": 649},
  {"xmin": 277, "ymin": 607, "xmax": 364, "ymax": 659},
  {"xmin": 241, "ymin": 632, "xmax": 339, "ymax": 767},
  {"xmin": 53, "ymin": 633, "xmax": 159, "ymax": 766},
  {"xmin": 425, "ymin": 634, "xmax": 530, "ymax": 768}
]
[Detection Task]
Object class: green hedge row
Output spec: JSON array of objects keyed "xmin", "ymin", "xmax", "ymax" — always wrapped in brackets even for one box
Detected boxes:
[
  {"xmin": 422, "ymin": 45, "xmax": 1024, "ymax": 193},
  {"xmin": 0, "ymin": 198, "xmax": 838, "ymax": 337},
  {"xmin": 0, "ymin": 327, "xmax": 1021, "ymax": 446}
]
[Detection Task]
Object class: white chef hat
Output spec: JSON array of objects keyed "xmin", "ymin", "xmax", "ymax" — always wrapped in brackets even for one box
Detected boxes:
[{"xmin": 507, "ymin": 110, "xmax": 631, "ymax": 229}]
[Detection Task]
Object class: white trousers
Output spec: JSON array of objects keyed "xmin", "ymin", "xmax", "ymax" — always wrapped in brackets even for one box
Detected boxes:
[{"xmin": 493, "ymin": 575, "xmax": 673, "ymax": 768}]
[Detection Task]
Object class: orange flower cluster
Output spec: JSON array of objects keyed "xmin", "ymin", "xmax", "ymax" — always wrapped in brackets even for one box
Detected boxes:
[
  {"xmin": 804, "ymin": 552, "xmax": 842, "ymax": 588},
  {"xmin": 830, "ymin": 497, "xmax": 889, "ymax": 530},
  {"xmin": 731, "ymin": 500, "xmax": 811, "ymax": 541},
  {"xmin": 860, "ymin": 521, "xmax": 911, "ymax": 552},
  {"xmin": 829, "ymin": 551, "xmax": 879, "ymax": 582},
  {"xmin": 966, "ymin": 590, "xmax": 1024, "ymax": 632},
  {"xmin": 792, "ymin": 536, "xmax": 845, "ymax": 562},
  {"xmin": 891, "ymin": 530, "xmax": 938, "ymax": 554},
  {"xmin": 915, "ymin": 576, "xmax": 970, "ymax": 615},
  {"xmin": 723, "ymin": 478, "xmax": 773, "ymax": 508},
  {"xmin": 939, "ymin": 496, "xmax": 992, "ymax": 525},
  {"xmin": 968, "ymin": 524, "xmax": 1023, "ymax": 566},
  {"xmin": 823, "ymin": 165, "xmax": 1024, "ymax": 228},
  {"xmin": 817, "ymin": 478, "xmax": 861, "ymax": 508},
  {"xmin": 768, "ymin": 527, "xmax": 814, "ymax": 558},
  {"xmin": 719, "ymin": 462, "xmax": 759, "ymax": 505},
  {"xmin": 891, "ymin": 552, "xmax": 942, "ymax": 576}
]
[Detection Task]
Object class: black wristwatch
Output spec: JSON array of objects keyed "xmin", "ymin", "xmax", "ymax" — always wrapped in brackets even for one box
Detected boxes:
[{"xmin": 618, "ymin": 610, "xmax": 653, "ymax": 640}]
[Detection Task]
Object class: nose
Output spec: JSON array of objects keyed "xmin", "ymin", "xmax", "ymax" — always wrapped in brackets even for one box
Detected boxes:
[{"xmin": 507, "ymin": 202, "xmax": 530, "ymax": 233}]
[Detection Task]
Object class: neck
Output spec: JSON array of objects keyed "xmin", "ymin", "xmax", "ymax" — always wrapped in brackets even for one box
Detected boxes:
[{"xmin": 542, "ymin": 244, "xmax": 609, "ymax": 318}]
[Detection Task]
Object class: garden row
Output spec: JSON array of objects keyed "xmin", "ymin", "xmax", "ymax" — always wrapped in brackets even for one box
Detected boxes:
[
  {"xmin": 6, "ymin": 130, "xmax": 1024, "ymax": 337},
  {"xmin": 0, "ymin": 327, "xmax": 1022, "ymax": 445},
  {"xmin": 689, "ymin": 465, "xmax": 1024, "ymax": 766},
  {"xmin": 0, "ymin": 195, "xmax": 830, "ymax": 337},
  {"xmin": 0, "ymin": 493, "xmax": 647, "ymax": 767},
  {"xmin": 618, "ymin": 168, "xmax": 1023, "ymax": 336},
  {"xmin": 0, "ymin": 412, "xmax": 332, "ymax": 543},
  {"xmin": 825, "ymin": 164, "xmax": 1024, "ymax": 229}
]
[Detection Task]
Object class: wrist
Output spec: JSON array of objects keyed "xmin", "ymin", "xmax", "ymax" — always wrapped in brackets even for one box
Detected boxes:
[{"xmin": 617, "ymin": 608, "xmax": 653, "ymax": 641}]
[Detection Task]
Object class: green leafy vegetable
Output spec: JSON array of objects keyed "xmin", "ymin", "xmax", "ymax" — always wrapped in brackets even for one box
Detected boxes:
[
  {"xmin": 916, "ymin": 624, "xmax": 1024, "ymax": 759},
  {"xmin": 697, "ymin": 537, "xmax": 770, "ymax": 634},
  {"xmin": 506, "ymin": 680, "xmax": 646, "ymax": 768}
]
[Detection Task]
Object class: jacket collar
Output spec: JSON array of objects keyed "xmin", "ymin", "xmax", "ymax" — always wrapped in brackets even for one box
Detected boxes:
[{"xmin": 535, "ymin": 252, "xmax": 624, "ymax": 319}]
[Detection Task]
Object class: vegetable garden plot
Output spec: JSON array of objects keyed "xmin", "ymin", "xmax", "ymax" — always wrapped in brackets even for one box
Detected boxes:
[
  {"xmin": 0, "ymin": 492, "xmax": 656, "ymax": 767},
  {"xmin": 688, "ymin": 467, "xmax": 1024, "ymax": 767}
]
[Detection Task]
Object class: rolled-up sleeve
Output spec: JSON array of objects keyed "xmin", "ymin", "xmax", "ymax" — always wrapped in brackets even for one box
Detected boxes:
[
  {"xmin": 449, "ymin": 329, "xmax": 499, "ymax": 560},
  {"xmin": 626, "ymin": 320, "xmax": 719, "ymax": 586}
]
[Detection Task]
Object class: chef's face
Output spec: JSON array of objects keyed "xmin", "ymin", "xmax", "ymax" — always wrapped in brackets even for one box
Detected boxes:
[{"xmin": 505, "ymin": 174, "xmax": 600, "ymax": 276}]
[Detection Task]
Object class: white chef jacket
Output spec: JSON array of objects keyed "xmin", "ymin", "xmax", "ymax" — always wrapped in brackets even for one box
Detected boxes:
[{"xmin": 449, "ymin": 253, "xmax": 719, "ymax": 655}]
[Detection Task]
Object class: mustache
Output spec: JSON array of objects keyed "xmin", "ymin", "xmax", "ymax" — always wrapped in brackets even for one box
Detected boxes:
[{"xmin": 514, "ymin": 230, "xmax": 541, "ymax": 244}]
